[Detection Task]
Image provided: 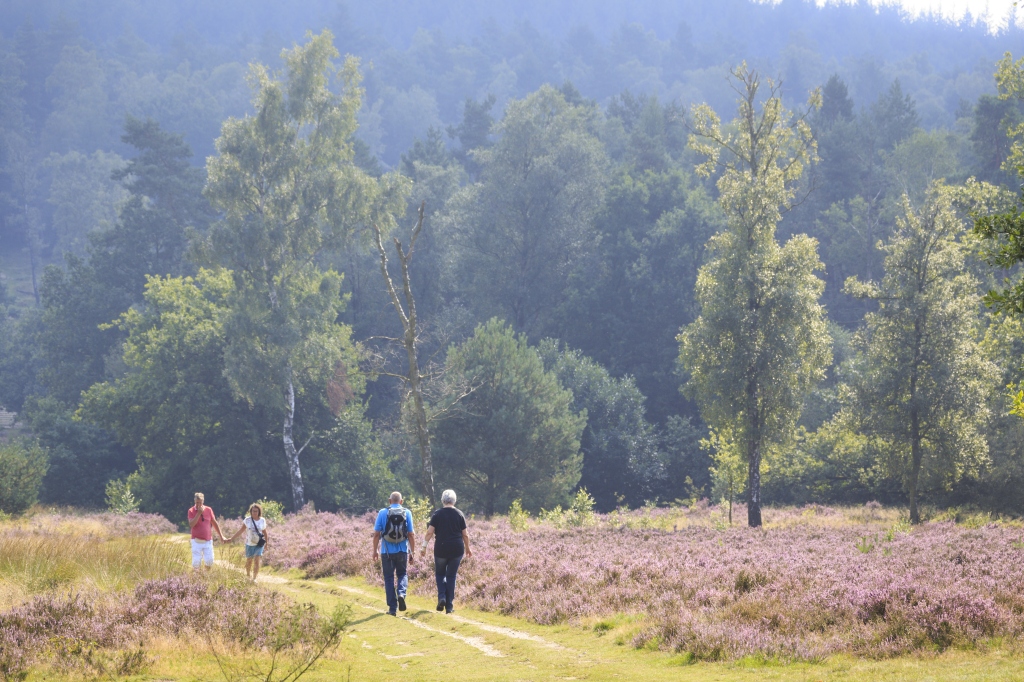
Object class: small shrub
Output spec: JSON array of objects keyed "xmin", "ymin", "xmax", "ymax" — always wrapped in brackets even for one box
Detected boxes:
[
  {"xmin": 884, "ymin": 518, "xmax": 911, "ymax": 542},
  {"xmin": 856, "ymin": 536, "xmax": 876, "ymax": 554},
  {"xmin": 403, "ymin": 496, "xmax": 433, "ymax": 533},
  {"xmin": 0, "ymin": 440, "xmax": 48, "ymax": 516},
  {"xmin": 253, "ymin": 499, "xmax": 285, "ymax": 523},
  {"xmin": 105, "ymin": 477, "xmax": 140, "ymax": 514},
  {"xmin": 213, "ymin": 603, "xmax": 351, "ymax": 682},
  {"xmin": 565, "ymin": 488, "xmax": 596, "ymax": 528},
  {"xmin": 507, "ymin": 499, "xmax": 530, "ymax": 531}
]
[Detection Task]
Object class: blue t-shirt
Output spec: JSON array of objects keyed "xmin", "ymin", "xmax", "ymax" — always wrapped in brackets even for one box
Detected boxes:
[{"xmin": 374, "ymin": 504, "xmax": 414, "ymax": 554}]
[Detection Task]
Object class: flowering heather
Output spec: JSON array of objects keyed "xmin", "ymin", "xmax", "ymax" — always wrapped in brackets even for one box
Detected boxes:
[
  {"xmin": 269, "ymin": 504, "xmax": 1024, "ymax": 660},
  {"xmin": 0, "ymin": 574, "xmax": 287, "ymax": 678}
]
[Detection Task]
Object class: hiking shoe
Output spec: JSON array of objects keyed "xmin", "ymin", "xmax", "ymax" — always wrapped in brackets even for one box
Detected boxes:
[
  {"xmin": 436, "ymin": 600, "xmax": 445, "ymax": 611},
  {"xmin": 397, "ymin": 595, "xmax": 407, "ymax": 612},
  {"xmin": 387, "ymin": 610, "xmax": 396, "ymax": 617},
  {"xmin": 445, "ymin": 605, "xmax": 454, "ymax": 614}
]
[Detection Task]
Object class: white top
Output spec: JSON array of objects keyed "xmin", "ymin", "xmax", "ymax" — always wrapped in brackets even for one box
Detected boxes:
[{"xmin": 244, "ymin": 517, "xmax": 267, "ymax": 546}]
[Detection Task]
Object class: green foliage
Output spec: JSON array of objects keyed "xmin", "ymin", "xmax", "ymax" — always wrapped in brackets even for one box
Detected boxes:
[
  {"xmin": 845, "ymin": 187, "xmax": 995, "ymax": 522},
  {"xmin": 105, "ymin": 475, "xmax": 140, "ymax": 514},
  {"xmin": 23, "ymin": 396, "xmax": 134, "ymax": 508},
  {"xmin": 252, "ymin": 499, "xmax": 285, "ymax": 523},
  {"xmin": 78, "ymin": 270, "xmax": 290, "ymax": 518},
  {"xmin": 402, "ymin": 496, "xmax": 433, "ymax": 534},
  {"xmin": 507, "ymin": 499, "xmax": 530, "ymax": 531},
  {"xmin": 680, "ymin": 64, "xmax": 831, "ymax": 526},
  {"xmin": 537, "ymin": 339, "xmax": 662, "ymax": 510},
  {"xmin": 0, "ymin": 439, "xmax": 48, "ymax": 515},
  {"xmin": 432, "ymin": 319, "xmax": 585, "ymax": 516},
  {"xmin": 440, "ymin": 86, "xmax": 606, "ymax": 337},
  {"xmin": 202, "ymin": 30, "xmax": 404, "ymax": 508}
]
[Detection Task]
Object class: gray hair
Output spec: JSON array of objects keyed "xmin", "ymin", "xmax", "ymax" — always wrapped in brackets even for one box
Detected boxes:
[
  {"xmin": 389, "ymin": 491, "xmax": 403, "ymax": 504},
  {"xmin": 441, "ymin": 489, "xmax": 457, "ymax": 506},
  {"xmin": 194, "ymin": 492, "xmax": 205, "ymax": 502}
]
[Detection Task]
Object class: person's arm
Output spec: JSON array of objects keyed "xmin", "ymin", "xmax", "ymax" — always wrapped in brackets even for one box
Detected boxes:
[
  {"xmin": 188, "ymin": 506, "xmax": 202, "ymax": 528},
  {"xmin": 407, "ymin": 530, "xmax": 416, "ymax": 561},
  {"xmin": 372, "ymin": 530, "xmax": 381, "ymax": 562},
  {"xmin": 462, "ymin": 528, "xmax": 472, "ymax": 558},
  {"xmin": 262, "ymin": 524, "xmax": 269, "ymax": 549},
  {"xmin": 421, "ymin": 524, "xmax": 435, "ymax": 554},
  {"xmin": 210, "ymin": 511, "xmax": 227, "ymax": 542}
]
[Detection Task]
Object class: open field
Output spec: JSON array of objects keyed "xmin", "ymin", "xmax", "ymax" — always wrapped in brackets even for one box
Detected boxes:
[{"xmin": 1, "ymin": 506, "xmax": 1023, "ymax": 680}]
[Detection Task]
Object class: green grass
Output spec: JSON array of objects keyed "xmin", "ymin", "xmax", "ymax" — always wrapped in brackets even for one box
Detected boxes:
[{"xmin": 0, "ymin": 532, "xmax": 189, "ymax": 605}]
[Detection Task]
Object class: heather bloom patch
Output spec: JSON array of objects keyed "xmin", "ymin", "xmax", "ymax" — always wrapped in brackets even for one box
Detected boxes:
[
  {"xmin": 268, "ymin": 504, "xmax": 1024, "ymax": 660},
  {"xmin": 0, "ymin": 575, "xmax": 296, "ymax": 679}
]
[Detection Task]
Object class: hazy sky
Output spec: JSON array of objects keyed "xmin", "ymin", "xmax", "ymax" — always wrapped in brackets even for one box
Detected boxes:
[{"xmin": 851, "ymin": 0, "xmax": 1011, "ymax": 26}]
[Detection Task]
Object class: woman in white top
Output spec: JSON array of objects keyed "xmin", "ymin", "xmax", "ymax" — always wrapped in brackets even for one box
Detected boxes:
[{"xmin": 227, "ymin": 502, "xmax": 270, "ymax": 581}]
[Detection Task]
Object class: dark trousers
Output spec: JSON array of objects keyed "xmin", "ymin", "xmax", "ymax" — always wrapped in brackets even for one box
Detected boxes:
[
  {"xmin": 434, "ymin": 554, "xmax": 463, "ymax": 607},
  {"xmin": 381, "ymin": 551, "xmax": 408, "ymax": 613}
]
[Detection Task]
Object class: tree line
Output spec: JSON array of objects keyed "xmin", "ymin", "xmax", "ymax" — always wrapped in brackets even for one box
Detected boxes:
[{"xmin": 1, "ymin": 22, "xmax": 1024, "ymax": 523}]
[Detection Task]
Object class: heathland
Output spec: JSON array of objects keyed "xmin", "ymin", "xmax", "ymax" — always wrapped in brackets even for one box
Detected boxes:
[{"xmin": 2, "ymin": 503, "xmax": 1023, "ymax": 681}]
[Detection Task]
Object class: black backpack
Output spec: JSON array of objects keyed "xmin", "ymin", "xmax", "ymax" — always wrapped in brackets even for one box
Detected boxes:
[{"xmin": 382, "ymin": 507, "xmax": 408, "ymax": 544}]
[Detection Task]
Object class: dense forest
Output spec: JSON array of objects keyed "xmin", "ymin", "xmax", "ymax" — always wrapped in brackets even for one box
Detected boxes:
[{"xmin": 2, "ymin": 0, "xmax": 1024, "ymax": 524}]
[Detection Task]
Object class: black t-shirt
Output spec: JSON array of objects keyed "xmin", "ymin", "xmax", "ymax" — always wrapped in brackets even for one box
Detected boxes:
[{"xmin": 428, "ymin": 506, "xmax": 467, "ymax": 558}]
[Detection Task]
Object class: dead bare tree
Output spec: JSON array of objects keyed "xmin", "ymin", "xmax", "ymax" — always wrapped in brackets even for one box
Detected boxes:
[{"xmin": 372, "ymin": 202, "xmax": 437, "ymax": 507}]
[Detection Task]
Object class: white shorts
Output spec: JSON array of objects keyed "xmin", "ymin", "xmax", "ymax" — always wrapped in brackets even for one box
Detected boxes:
[{"xmin": 191, "ymin": 539, "xmax": 214, "ymax": 567}]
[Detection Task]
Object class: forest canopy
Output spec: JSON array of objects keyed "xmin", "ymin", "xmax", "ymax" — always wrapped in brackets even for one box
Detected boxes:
[{"xmin": 1, "ymin": 0, "xmax": 1024, "ymax": 523}]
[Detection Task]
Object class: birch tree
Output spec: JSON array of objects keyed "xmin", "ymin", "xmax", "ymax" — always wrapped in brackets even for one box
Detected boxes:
[
  {"xmin": 679, "ymin": 64, "xmax": 832, "ymax": 527},
  {"xmin": 846, "ymin": 188, "xmax": 995, "ymax": 524},
  {"xmin": 204, "ymin": 31, "xmax": 405, "ymax": 509}
]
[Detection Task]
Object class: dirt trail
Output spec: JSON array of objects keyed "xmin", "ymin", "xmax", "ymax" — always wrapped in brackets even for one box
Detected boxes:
[{"xmin": 308, "ymin": 580, "xmax": 567, "ymax": 651}]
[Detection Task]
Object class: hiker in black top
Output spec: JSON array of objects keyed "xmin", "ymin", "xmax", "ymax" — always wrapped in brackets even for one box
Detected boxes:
[{"xmin": 420, "ymin": 488, "xmax": 472, "ymax": 614}]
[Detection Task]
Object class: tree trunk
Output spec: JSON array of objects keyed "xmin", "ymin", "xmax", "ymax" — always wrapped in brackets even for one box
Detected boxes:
[
  {"xmin": 746, "ymin": 382, "xmax": 763, "ymax": 528},
  {"xmin": 908, "ymin": 403, "xmax": 922, "ymax": 525},
  {"xmin": 373, "ymin": 204, "xmax": 436, "ymax": 507},
  {"xmin": 282, "ymin": 375, "xmax": 306, "ymax": 510},
  {"xmin": 26, "ymin": 204, "xmax": 39, "ymax": 307}
]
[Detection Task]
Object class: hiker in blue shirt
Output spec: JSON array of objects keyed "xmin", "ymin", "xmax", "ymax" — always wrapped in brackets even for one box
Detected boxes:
[{"xmin": 372, "ymin": 491, "xmax": 416, "ymax": 616}]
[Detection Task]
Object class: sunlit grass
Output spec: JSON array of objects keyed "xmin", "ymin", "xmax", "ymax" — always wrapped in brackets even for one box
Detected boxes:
[{"xmin": 0, "ymin": 533, "xmax": 190, "ymax": 596}]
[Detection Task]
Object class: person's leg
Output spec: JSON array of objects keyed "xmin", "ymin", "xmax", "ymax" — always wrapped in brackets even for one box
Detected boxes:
[
  {"xmin": 190, "ymin": 539, "xmax": 202, "ymax": 569},
  {"xmin": 252, "ymin": 554, "xmax": 262, "ymax": 581},
  {"xmin": 202, "ymin": 541, "xmax": 214, "ymax": 569},
  {"xmin": 434, "ymin": 556, "xmax": 448, "ymax": 605},
  {"xmin": 445, "ymin": 555, "xmax": 463, "ymax": 611},
  {"xmin": 395, "ymin": 552, "xmax": 408, "ymax": 606},
  {"xmin": 380, "ymin": 553, "xmax": 397, "ymax": 613},
  {"xmin": 245, "ymin": 555, "xmax": 254, "ymax": 579}
]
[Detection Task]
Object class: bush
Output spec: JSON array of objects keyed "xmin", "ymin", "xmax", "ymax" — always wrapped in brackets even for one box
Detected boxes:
[
  {"xmin": 105, "ymin": 475, "xmax": 140, "ymax": 514},
  {"xmin": 253, "ymin": 499, "xmax": 284, "ymax": 523},
  {"xmin": 0, "ymin": 440, "xmax": 48, "ymax": 515}
]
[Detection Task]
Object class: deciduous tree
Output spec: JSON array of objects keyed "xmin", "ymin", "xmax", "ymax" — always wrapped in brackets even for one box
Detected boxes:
[
  {"xmin": 845, "ymin": 188, "xmax": 995, "ymax": 524},
  {"xmin": 202, "ymin": 31, "xmax": 404, "ymax": 509},
  {"xmin": 679, "ymin": 64, "xmax": 831, "ymax": 527}
]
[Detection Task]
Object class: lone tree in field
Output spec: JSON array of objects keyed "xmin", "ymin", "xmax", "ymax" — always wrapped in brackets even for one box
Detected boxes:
[
  {"xmin": 679, "ymin": 65, "xmax": 832, "ymax": 527},
  {"xmin": 204, "ymin": 31, "xmax": 404, "ymax": 509},
  {"xmin": 846, "ymin": 188, "xmax": 994, "ymax": 524}
]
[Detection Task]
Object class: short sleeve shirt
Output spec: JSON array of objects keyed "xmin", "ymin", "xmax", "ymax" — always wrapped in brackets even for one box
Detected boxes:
[
  {"xmin": 428, "ymin": 506, "xmax": 467, "ymax": 559},
  {"xmin": 243, "ymin": 517, "xmax": 267, "ymax": 546},
  {"xmin": 188, "ymin": 506, "xmax": 214, "ymax": 541},
  {"xmin": 374, "ymin": 505, "xmax": 414, "ymax": 554}
]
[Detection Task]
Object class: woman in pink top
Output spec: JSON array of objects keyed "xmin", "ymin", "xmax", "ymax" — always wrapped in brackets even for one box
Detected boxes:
[{"xmin": 188, "ymin": 492, "xmax": 226, "ymax": 569}]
